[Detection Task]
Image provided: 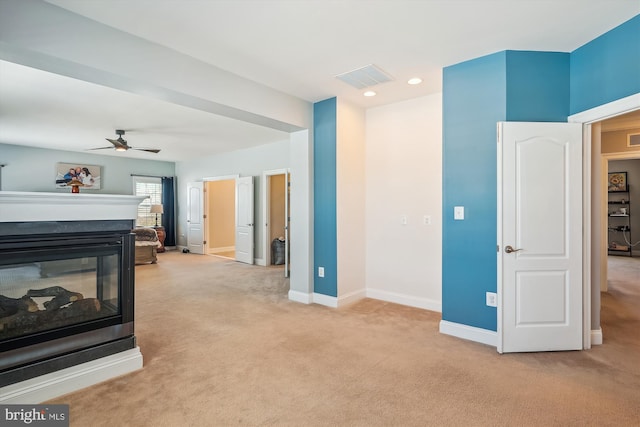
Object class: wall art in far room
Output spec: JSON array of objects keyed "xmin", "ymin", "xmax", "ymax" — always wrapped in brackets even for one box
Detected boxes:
[
  {"xmin": 608, "ymin": 171, "xmax": 628, "ymax": 192},
  {"xmin": 55, "ymin": 162, "xmax": 102, "ymax": 190}
]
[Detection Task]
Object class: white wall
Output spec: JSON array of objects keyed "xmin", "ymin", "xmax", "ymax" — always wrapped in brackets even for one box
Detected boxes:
[
  {"xmin": 337, "ymin": 100, "xmax": 366, "ymax": 301},
  {"xmin": 175, "ymin": 140, "xmax": 291, "ymax": 262},
  {"xmin": 288, "ymin": 130, "xmax": 314, "ymax": 301},
  {"xmin": 364, "ymin": 94, "xmax": 443, "ymax": 311},
  {"xmin": 0, "ymin": 143, "xmax": 174, "ymax": 193}
]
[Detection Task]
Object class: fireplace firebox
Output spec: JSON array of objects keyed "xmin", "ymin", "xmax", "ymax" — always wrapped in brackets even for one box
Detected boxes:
[{"xmin": 0, "ymin": 220, "xmax": 135, "ymax": 387}]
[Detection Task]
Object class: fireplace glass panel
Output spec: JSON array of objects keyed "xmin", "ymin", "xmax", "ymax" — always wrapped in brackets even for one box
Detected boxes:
[{"xmin": 0, "ymin": 251, "xmax": 120, "ymax": 342}]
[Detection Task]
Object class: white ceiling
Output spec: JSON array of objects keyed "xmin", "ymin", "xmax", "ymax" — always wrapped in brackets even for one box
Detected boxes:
[
  {"xmin": 0, "ymin": 60, "xmax": 289, "ymax": 161},
  {"xmin": 1, "ymin": 0, "xmax": 639, "ymax": 161}
]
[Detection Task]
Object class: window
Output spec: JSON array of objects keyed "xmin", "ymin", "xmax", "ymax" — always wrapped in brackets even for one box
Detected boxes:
[{"xmin": 133, "ymin": 176, "xmax": 162, "ymax": 227}]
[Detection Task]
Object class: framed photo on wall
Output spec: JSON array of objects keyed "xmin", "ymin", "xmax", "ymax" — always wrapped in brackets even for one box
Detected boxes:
[
  {"xmin": 608, "ymin": 171, "xmax": 627, "ymax": 192},
  {"xmin": 55, "ymin": 163, "xmax": 102, "ymax": 190}
]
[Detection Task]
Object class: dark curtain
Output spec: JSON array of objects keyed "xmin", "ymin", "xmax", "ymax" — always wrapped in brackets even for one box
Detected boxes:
[{"xmin": 161, "ymin": 176, "xmax": 176, "ymax": 246}]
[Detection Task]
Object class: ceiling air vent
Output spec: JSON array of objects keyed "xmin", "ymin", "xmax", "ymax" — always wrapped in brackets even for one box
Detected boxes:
[
  {"xmin": 335, "ymin": 64, "xmax": 394, "ymax": 89},
  {"xmin": 628, "ymin": 132, "xmax": 640, "ymax": 147}
]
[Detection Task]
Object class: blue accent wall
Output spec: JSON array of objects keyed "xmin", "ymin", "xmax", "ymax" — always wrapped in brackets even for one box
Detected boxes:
[
  {"xmin": 570, "ymin": 14, "xmax": 640, "ymax": 115},
  {"xmin": 313, "ymin": 98, "xmax": 338, "ymax": 297},
  {"xmin": 442, "ymin": 51, "xmax": 570, "ymax": 331},
  {"xmin": 442, "ymin": 52, "xmax": 506, "ymax": 330},
  {"xmin": 507, "ymin": 51, "xmax": 570, "ymax": 121}
]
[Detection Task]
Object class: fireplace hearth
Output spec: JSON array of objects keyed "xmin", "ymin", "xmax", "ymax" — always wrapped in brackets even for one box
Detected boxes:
[{"xmin": 0, "ymin": 192, "xmax": 145, "ymax": 399}]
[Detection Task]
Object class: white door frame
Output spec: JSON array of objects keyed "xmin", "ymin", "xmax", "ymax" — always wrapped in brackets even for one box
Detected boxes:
[
  {"xmin": 262, "ymin": 168, "xmax": 289, "ymax": 269},
  {"xmin": 569, "ymin": 92, "xmax": 640, "ymax": 349},
  {"xmin": 203, "ymin": 175, "xmax": 239, "ymax": 257}
]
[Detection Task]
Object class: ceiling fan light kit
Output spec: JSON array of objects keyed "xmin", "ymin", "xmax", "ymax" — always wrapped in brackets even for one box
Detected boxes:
[{"xmin": 88, "ymin": 129, "xmax": 161, "ymax": 154}]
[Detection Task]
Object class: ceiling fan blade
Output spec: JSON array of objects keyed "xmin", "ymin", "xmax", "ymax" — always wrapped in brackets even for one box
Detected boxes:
[
  {"xmin": 106, "ymin": 137, "xmax": 128, "ymax": 149},
  {"xmin": 133, "ymin": 148, "xmax": 161, "ymax": 153},
  {"xmin": 87, "ymin": 146, "xmax": 115, "ymax": 151}
]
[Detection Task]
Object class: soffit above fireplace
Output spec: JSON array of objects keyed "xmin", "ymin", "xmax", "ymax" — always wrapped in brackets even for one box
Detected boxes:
[{"xmin": 0, "ymin": 191, "xmax": 146, "ymax": 222}]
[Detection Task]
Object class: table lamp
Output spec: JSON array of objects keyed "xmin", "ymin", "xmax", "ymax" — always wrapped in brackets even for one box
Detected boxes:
[{"xmin": 150, "ymin": 204, "xmax": 164, "ymax": 227}]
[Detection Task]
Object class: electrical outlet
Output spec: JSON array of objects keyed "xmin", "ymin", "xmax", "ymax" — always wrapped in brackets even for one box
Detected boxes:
[
  {"xmin": 318, "ymin": 267, "xmax": 325, "ymax": 278},
  {"xmin": 401, "ymin": 215, "xmax": 408, "ymax": 225},
  {"xmin": 486, "ymin": 292, "xmax": 497, "ymax": 307},
  {"xmin": 423, "ymin": 215, "xmax": 431, "ymax": 225}
]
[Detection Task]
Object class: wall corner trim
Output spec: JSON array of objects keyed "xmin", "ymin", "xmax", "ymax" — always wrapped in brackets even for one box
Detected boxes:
[
  {"xmin": 366, "ymin": 289, "xmax": 442, "ymax": 312},
  {"xmin": 312, "ymin": 293, "xmax": 338, "ymax": 308},
  {"xmin": 337, "ymin": 289, "xmax": 366, "ymax": 307},
  {"xmin": 439, "ymin": 320, "xmax": 497, "ymax": 347},
  {"xmin": 312, "ymin": 289, "xmax": 366, "ymax": 308},
  {"xmin": 288, "ymin": 290, "xmax": 313, "ymax": 304},
  {"xmin": 591, "ymin": 328, "xmax": 603, "ymax": 346}
]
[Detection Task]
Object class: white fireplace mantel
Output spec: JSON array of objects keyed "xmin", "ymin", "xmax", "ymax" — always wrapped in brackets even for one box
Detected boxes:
[{"xmin": 0, "ymin": 191, "xmax": 147, "ymax": 223}]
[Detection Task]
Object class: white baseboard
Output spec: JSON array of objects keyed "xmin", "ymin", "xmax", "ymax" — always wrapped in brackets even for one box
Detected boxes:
[
  {"xmin": 255, "ymin": 258, "xmax": 266, "ymax": 266},
  {"xmin": 310, "ymin": 290, "xmax": 366, "ymax": 308},
  {"xmin": 439, "ymin": 320, "xmax": 497, "ymax": 347},
  {"xmin": 312, "ymin": 293, "xmax": 338, "ymax": 308},
  {"xmin": 591, "ymin": 328, "xmax": 603, "ymax": 345},
  {"xmin": 366, "ymin": 288, "xmax": 442, "ymax": 312},
  {"xmin": 0, "ymin": 347, "xmax": 143, "ymax": 404},
  {"xmin": 337, "ymin": 289, "xmax": 366, "ymax": 306},
  {"xmin": 288, "ymin": 290, "xmax": 312, "ymax": 304}
]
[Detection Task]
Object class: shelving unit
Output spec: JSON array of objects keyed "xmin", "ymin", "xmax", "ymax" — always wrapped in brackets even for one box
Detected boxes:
[{"xmin": 608, "ymin": 189, "xmax": 632, "ymax": 257}]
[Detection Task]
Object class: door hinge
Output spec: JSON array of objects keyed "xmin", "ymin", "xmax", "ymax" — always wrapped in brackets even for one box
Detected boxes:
[
  {"xmin": 203, "ymin": 214, "xmax": 207, "ymax": 219},
  {"xmin": 497, "ymin": 245, "xmax": 500, "ymax": 252},
  {"xmin": 203, "ymin": 240, "xmax": 207, "ymax": 245}
]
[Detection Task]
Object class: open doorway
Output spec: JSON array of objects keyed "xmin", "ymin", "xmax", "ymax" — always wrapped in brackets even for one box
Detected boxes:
[
  {"xmin": 191, "ymin": 175, "xmax": 254, "ymax": 264},
  {"xmin": 205, "ymin": 178, "xmax": 236, "ymax": 259},
  {"xmin": 593, "ymin": 109, "xmax": 640, "ymax": 347},
  {"xmin": 263, "ymin": 169, "xmax": 290, "ymax": 277},
  {"xmin": 599, "ymin": 111, "xmax": 640, "ymax": 275},
  {"xmin": 569, "ymin": 95, "xmax": 640, "ymax": 348}
]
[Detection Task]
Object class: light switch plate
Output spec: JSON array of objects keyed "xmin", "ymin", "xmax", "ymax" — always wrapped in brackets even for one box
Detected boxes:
[{"xmin": 454, "ymin": 206, "xmax": 464, "ymax": 220}]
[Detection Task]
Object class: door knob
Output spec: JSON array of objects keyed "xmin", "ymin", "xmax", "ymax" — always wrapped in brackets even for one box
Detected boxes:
[{"xmin": 504, "ymin": 245, "xmax": 522, "ymax": 253}]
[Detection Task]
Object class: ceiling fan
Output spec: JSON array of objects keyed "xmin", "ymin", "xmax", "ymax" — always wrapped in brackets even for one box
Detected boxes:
[{"xmin": 88, "ymin": 130, "xmax": 161, "ymax": 153}]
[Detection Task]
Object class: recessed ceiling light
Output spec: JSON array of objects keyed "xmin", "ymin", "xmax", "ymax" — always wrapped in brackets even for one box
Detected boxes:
[
  {"xmin": 364, "ymin": 90, "xmax": 377, "ymax": 97},
  {"xmin": 408, "ymin": 78, "xmax": 423, "ymax": 85}
]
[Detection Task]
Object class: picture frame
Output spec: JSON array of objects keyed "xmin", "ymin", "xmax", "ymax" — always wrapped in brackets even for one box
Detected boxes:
[
  {"xmin": 608, "ymin": 171, "xmax": 627, "ymax": 192},
  {"xmin": 55, "ymin": 163, "xmax": 102, "ymax": 190}
]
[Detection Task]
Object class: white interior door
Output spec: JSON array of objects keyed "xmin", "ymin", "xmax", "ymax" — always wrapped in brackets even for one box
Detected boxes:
[
  {"xmin": 498, "ymin": 121, "xmax": 583, "ymax": 353},
  {"xmin": 235, "ymin": 176, "xmax": 254, "ymax": 264},
  {"xmin": 187, "ymin": 181, "xmax": 204, "ymax": 255}
]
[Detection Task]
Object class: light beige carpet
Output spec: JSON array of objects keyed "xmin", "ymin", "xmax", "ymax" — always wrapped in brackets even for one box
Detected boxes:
[{"xmin": 48, "ymin": 252, "xmax": 640, "ymax": 426}]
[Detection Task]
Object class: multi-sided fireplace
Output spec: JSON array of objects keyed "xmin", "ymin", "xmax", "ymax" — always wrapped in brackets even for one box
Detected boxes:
[{"xmin": 0, "ymin": 192, "xmax": 145, "ymax": 399}]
